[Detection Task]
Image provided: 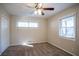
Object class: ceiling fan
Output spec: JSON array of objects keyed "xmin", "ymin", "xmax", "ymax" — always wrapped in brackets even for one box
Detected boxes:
[{"xmin": 26, "ymin": 3, "xmax": 54, "ymax": 15}]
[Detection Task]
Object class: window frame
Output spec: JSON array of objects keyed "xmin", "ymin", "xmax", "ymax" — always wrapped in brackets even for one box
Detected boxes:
[
  {"xmin": 16, "ymin": 21, "xmax": 39, "ymax": 28},
  {"xmin": 59, "ymin": 14, "xmax": 76, "ymax": 39}
]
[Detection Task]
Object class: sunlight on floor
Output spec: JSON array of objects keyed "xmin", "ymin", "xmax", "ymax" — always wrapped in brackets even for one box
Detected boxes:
[{"xmin": 22, "ymin": 43, "xmax": 34, "ymax": 47}]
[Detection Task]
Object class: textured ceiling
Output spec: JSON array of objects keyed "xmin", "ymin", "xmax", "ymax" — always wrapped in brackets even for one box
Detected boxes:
[{"xmin": 2, "ymin": 3, "xmax": 77, "ymax": 18}]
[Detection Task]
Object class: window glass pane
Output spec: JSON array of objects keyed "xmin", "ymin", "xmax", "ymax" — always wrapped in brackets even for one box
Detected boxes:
[
  {"xmin": 66, "ymin": 16, "xmax": 74, "ymax": 27},
  {"xmin": 29, "ymin": 22, "xmax": 38, "ymax": 27},
  {"xmin": 17, "ymin": 22, "xmax": 28, "ymax": 27},
  {"xmin": 61, "ymin": 20, "xmax": 66, "ymax": 27},
  {"xmin": 66, "ymin": 28, "xmax": 75, "ymax": 37},
  {"xmin": 60, "ymin": 27, "xmax": 66, "ymax": 36}
]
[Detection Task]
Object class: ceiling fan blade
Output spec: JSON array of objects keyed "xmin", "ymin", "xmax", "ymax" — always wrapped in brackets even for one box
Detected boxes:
[
  {"xmin": 35, "ymin": 3, "xmax": 38, "ymax": 8},
  {"xmin": 43, "ymin": 8, "xmax": 54, "ymax": 10}
]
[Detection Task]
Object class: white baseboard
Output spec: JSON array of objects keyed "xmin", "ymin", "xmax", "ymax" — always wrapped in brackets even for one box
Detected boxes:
[
  {"xmin": 48, "ymin": 42, "xmax": 76, "ymax": 56},
  {"xmin": 10, "ymin": 41, "xmax": 47, "ymax": 46}
]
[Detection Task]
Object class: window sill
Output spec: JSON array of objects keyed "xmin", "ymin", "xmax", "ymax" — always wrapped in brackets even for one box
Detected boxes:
[{"xmin": 59, "ymin": 36, "xmax": 75, "ymax": 41}]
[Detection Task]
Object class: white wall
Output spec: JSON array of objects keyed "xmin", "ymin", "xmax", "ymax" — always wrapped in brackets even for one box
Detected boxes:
[
  {"xmin": 48, "ymin": 5, "xmax": 79, "ymax": 55},
  {"xmin": 10, "ymin": 16, "xmax": 48, "ymax": 45},
  {"xmin": 0, "ymin": 5, "xmax": 10, "ymax": 54}
]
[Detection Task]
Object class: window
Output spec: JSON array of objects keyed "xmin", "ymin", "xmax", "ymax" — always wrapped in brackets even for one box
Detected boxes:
[
  {"xmin": 29, "ymin": 22, "xmax": 38, "ymax": 27},
  {"xmin": 17, "ymin": 22, "xmax": 38, "ymax": 28},
  {"xmin": 17, "ymin": 22, "xmax": 28, "ymax": 27},
  {"xmin": 59, "ymin": 15, "xmax": 75, "ymax": 39}
]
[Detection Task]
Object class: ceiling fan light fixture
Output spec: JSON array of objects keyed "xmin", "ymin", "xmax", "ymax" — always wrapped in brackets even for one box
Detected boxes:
[
  {"xmin": 34, "ymin": 10, "xmax": 38, "ymax": 14},
  {"xmin": 34, "ymin": 9, "xmax": 43, "ymax": 15},
  {"xmin": 37, "ymin": 9, "xmax": 42, "ymax": 15}
]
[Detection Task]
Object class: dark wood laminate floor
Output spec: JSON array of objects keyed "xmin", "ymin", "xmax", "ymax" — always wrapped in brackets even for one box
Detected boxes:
[{"xmin": 1, "ymin": 42, "xmax": 72, "ymax": 56}]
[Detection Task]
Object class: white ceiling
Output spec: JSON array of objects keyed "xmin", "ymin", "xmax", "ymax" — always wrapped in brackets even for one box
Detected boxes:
[{"xmin": 2, "ymin": 3, "xmax": 77, "ymax": 18}]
